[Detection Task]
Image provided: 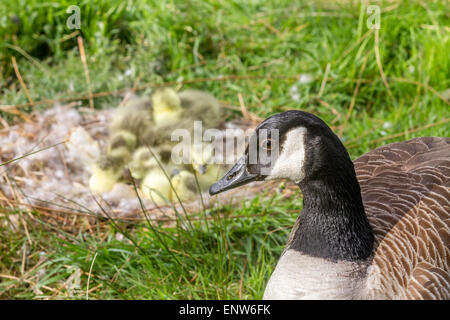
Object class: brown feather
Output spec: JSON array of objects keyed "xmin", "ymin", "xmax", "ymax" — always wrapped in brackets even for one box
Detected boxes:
[{"xmin": 354, "ymin": 137, "xmax": 450, "ymax": 299}]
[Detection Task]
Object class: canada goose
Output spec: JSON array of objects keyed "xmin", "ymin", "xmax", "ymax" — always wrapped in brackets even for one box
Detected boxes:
[
  {"xmin": 210, "ymin": 110, "xmax": 450, "ymax": 300},
  {"xmin": 190, "ymin": 143, "xmax": 223, "ymax": 190}
]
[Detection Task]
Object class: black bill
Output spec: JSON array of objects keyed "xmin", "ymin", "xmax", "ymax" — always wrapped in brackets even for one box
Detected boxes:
[{"xmin": 209, "ymin": 156, "xmax": 260, "ymax": 195}]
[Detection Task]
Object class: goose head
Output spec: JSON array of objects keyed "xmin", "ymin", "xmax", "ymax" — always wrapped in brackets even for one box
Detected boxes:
[
  {"xmin": 210, "ymin": 110, "xmax": 354, "ymax": 195},
  {"xmin": 210, "ymin": 110, "xmax": 373, "ymax": 263},
  {"xmin": 209, "ymin": 110, "xmax": 450, "ymax": 300}
]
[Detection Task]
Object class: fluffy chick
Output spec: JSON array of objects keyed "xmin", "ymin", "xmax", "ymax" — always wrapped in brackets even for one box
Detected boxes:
[
  {"xmin": 135, "ymin": 144, "xmax": 177, "ymax": 205},
  {"xmin": 88, "ymin": 163, "xmax": 122, "ymax": 193},
  {"xmin": 109, "ymin": 95, "xmax": 153, "ymax": 143},
  {"xmin": 151, "ymin": 88, "xmax": 183, "ymax": 125},
  {"xmin": 88, "ymin": 130, "xmax": 136, "ymax": 193},
  {"xmin": 128, "ymin": 146, "xmax": 160, "ymax": 180},
  {"xmin": 190, "ymin": 143, "xmax": 223, "ymax": 190},
  {"xmin": 178, "ymin": 89, "xmax": 222, "ymax": 129},
  {"xmin": 106, "ymin": 130, "xmax": 137, "ymax": 163},
  {"xmin": 170, "ymin": 169, "xmax": 198, "ymax": 202},
  {"xmin": 88, "ymin": 151, "xmax": 126, "ymax": 193},
  {"xmin": 144, "ymin": 88, "xmax": 222, "ymax": 147},
  {"xmin": 140, "ymin": 166, "xmax": 172, "ymax": 206}
]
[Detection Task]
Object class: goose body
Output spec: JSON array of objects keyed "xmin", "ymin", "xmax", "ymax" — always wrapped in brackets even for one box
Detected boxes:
[
  {"xmin": 355, "ymin": 137, "xmax": 450, "ymax": 299},
  {"xmin": 209, "ymin": 110, "xmax": 449, "ymax": 300}
]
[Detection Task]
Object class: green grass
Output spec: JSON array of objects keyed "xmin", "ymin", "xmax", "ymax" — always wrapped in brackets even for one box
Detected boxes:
[
  {"xmin": 1, "ymin": 192, "xmax": 298, "ymax": 299},
  {"xmin": 0, "ymin": 0, "xmax": 449, "ymax": 299}
]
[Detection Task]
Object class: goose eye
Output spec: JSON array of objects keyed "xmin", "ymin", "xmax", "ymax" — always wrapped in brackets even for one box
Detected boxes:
[{"xmin": 261, "ymin": 139, "xmax": 272, "ymax": 151}]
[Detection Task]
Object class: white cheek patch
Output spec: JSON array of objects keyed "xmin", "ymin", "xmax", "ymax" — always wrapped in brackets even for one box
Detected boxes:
[{"xmin": 267, "ymin": 127, "xmax": 307, "ymax": 183}]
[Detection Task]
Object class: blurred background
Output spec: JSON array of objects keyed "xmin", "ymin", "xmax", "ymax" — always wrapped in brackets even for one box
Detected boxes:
[{"xmin": 0, "ymin": 0, "xmax": 448, "ymax": 299}]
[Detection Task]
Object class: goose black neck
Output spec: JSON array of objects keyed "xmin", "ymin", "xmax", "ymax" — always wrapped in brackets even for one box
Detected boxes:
[{"xmin": 290, "ymin": 167, "xmax": 374, "ymax": 262}]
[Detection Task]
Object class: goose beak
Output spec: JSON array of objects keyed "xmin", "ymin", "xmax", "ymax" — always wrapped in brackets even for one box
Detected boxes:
[{"xmin": 209, "ymin": 156, "xmax": 260, "ymax": 195}]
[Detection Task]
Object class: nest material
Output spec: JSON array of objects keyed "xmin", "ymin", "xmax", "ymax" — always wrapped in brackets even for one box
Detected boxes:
[{"xmin": 0, "ymin": 101, "xmax": 296, "ymax": 223}]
